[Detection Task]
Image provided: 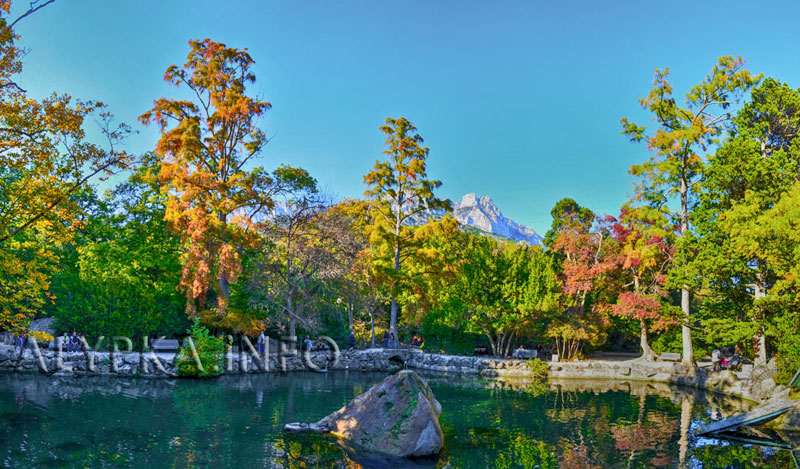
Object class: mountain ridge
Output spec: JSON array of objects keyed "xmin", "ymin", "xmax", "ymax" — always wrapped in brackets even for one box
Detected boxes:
[{"xmin": 452, "ymin": 193, "xmax": 543, "ymax": 246}]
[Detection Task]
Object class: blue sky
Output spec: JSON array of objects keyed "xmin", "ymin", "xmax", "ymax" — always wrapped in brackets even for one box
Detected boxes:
[{"xmin": 12, "ymin": 0, "xmax": 800, "ymax": 232}]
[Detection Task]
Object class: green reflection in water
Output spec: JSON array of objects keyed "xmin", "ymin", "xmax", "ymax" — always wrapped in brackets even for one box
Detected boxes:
[{"xmin": 0, "ymin": 371, "xmax": 793, "ymax": 468}]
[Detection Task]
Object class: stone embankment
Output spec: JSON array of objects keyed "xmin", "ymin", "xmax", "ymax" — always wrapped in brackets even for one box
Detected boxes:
[{"xmin": 0, "ymin": 345, "xmax": 786, "ymax": 404}]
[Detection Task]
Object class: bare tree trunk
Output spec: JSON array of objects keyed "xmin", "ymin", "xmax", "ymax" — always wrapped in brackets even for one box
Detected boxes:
[
  {"xmin": 486, "ymin": 333, "xmax": 498, "ymax": 357},
  {"xmin": 390, "ymin": 202, "xmax": 402, "ymax": 342},
  {"xmin": 679, "ymin": 177, "xmax": 695, "ymax": 367},
  {"xmin": 217, "ymin": 212, "xmax": 230, "ymax": 310},
  {"xmin": 369, "ymin": 310, "xmax": 376, "ymax": 348},
  {"xmin": 504, "ymin": 332, "xmax": 516, "ymax": 357},
  {"xmin": 287, "ymin": 293, "xmax": 297, "ymax": 340},
  {"xmin": 753, "ymin": 261, "xmax": 768, "ymax": 366},
  {"xmin": 348, "ymin": 303, "xmax": 354, "ymax": 332},
  {"xmin": 640, "ymin": 319, "xmax": 657, "ymax": 361}
]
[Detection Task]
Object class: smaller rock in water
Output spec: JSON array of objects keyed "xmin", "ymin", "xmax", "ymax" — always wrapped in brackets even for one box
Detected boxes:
[{"xmin": 286, "ymin": 370, "xmax": 444, "ymax": 458}]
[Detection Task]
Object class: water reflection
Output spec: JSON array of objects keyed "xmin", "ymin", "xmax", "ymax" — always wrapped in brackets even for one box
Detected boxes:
[{"xmin": 0, "ymin": 371, "xmax": 793, "ymax": 468}]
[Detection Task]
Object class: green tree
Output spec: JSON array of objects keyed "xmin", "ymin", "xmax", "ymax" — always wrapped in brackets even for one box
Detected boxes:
[
  {"xmin": 363, "ymin": 116, "xmax": 451, "ymax": 340},
  {"xmin": 436, "ymin": 233, "xmax": 561, "ymax": 357},
  {"xmin": 694, "ymin": 78, "xmax": 800, "ymax": 364},
  {"xmin": 622, "ymin": 56, "xmax": 760, "ymax": 366},
  {"xmin": 543, "ymin": 197, "xmax": 594, "ymax": 249},
  {"xmin": 49, "ymin": 160, "xmax": 188, "ymax": 344}
]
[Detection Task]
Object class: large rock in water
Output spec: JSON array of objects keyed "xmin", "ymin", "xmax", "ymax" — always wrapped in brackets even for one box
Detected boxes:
[{"xmin": 317, "ymin": 370, "xmax": 443, "ymax": 458}]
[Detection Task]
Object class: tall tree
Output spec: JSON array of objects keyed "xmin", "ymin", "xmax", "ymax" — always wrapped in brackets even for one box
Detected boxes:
[
  {"xmin": 140, "ymin": 38, "xmax": 314, "ymax": 317},
  {"xmin": 363, "ymin": 117, "xmax": 451, "ymax": 340},
  {"xmin": 696, "ymin": 78, "xmax": 800, "ymax": 365},
  {"xmin": 621, "ymin": 57, "xmax": 760, "ymax": 366},
  {"xmin": 0, "ymin": 0, "xmax": 132, "ymax": 332}
]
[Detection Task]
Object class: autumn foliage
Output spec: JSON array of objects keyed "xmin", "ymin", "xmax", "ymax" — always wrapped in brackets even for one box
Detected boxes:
[
  {"xmin": 140, "ymin": 38, "xmax": 314, "ymax": 317},
  {"xmin": 0, "ymin": 1, "xmax": 131, "ymax": 332}
]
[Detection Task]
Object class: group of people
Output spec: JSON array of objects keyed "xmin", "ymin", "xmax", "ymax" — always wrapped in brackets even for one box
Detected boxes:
[
  {"xmin": 382, "ymin": 331, "xmax": 396, "ymax": 349},
  {"xmin": 301, "ymin": 336, "xmax": 330, "ymax": 352},
  {"xmin": 411, "ymin": 336, "xmax": 424, "ymax": 348},
  {"xmin": 10, "ymin": 330, "xmax": 81, "ymax": 353},
  {"xmin": 62, "ymin": 332, "xmax": 82, "ymax": 353}
]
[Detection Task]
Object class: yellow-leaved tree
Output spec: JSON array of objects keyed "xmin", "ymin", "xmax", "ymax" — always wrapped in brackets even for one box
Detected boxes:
[{"xmin": 0, "ymin": 0, "xmax": 132, "ymax": 333}]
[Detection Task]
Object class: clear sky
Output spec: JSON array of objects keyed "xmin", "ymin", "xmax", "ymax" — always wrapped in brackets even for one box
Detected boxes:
[{"xmin": 11, "ymin": 0, "xmax": 800, "ymax": 232}]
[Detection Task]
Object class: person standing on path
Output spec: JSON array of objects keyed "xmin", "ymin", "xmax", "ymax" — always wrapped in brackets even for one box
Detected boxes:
[{"xmin": 257, "ymin": 331, "xmax": 266, "ymax": 355}]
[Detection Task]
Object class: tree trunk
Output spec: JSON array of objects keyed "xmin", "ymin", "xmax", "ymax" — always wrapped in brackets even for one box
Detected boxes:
[
  {"xmin": 217, "ymin": 212, "xmax": 230, "ymax": 310},
  {"xmin": 504, "ymin": 332, "xmax": 516, "ymax": 357},
  {"xmin": 369, "ymin": 310, "xmax": 376, "ymax": 348},
  {"xmin": 348, "ymin": 303, "xmax": 354, "ymax": 332},
  {"xmin": 753, "ymin": 261, "xmax": 768, "ymax": 366},
  {"xmin": 639, "ymin": 319, "xmax": 656, "ymax": 361},
  {"xmin": 288, "ymin": 291, "xmax": 297, "ymax": 340},
  {"xmin": 486, "ymin": 333, "xmax": 498, "ymax": 357},
  {"xmin": 390, "ymin": 297, "xmax": 398, "ymax": 345},
  {"xmin": 679, "ymin": 177, "xmax": 695, "ymax": 366},
  {"xmin": 391, "ymin": 199, "xmax": 402, "ymax": 342}
]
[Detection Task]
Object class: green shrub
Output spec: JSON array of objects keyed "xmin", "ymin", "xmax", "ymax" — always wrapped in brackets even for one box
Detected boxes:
[
  {"xmin": 176, "ymin": 319, "xmax": 227, "ymax": 378},
  {"xmin": 772, "ymin": 314, "xmax": 800, "ymax": 385},
  {"xmin": 525, "ymin": 358, "xmax": 548, "ymax": 379}
]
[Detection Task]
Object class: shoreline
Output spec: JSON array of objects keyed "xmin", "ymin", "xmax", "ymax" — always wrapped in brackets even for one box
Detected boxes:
[{"xmin": 0, "ymin": 344, "xmax": 790, "ymax": 404}]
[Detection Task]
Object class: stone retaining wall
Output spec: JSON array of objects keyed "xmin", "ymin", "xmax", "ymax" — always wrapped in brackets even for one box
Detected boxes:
[
  {"xmin": 0, "ymin": 345, "xmax": 781, "ymax": 404},
  {"xmin": 0, "ymin": 346, "xmax": 415, "ymax": 377}
]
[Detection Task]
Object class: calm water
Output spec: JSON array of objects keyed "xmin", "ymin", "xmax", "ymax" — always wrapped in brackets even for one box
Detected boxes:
[{"xmin": 0, "ymin": 370, "xmax": 795, "ymax": 468}]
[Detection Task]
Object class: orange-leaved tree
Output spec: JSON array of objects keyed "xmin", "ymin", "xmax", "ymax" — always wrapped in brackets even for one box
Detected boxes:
[
  {"xmin": 609, "ymin": 205, "xmax": 678, "ymax": 361},
  {"xmin": 140, "ymin": 38, "xmax": 315, "ymax": 317},
  {"xmin": 0, "ymin": 0, "xmax": 132, "ymax": 332},
  {"xmin": 548, "ymin": 212, "xmax": 617, "ymax": 360}
]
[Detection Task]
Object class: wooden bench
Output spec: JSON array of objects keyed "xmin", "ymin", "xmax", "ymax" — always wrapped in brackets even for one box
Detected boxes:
[
  {"xmin": 659, "ymin": 352, "xmax": 681, "ymax": 362},
  {"xmin": 151, "ymin": 339, "xmax": 180, "ymax": 352}
]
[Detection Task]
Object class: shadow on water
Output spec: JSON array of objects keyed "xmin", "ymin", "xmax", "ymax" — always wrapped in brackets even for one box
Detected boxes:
[{"xmin": 0, "ymin": 370, "xmax": 795, "ymax": 468}]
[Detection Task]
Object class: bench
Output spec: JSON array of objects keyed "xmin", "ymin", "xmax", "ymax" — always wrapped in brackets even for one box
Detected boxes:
[
  {"xmin": 513, "ymin": 349, "xmax": 539, "ymax": 359},
  {"xmin": 659, "ymin": 352, "xmax": 681, "ymax": 362},
  {"xmin": 151, "ymin": 339, "xmax": 180, "ymax": 352}
]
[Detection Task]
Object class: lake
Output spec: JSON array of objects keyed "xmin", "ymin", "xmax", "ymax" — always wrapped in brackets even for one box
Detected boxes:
[{"xmin": 0, "ymin": 371, "xmax": 794, "ymax": 468}]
